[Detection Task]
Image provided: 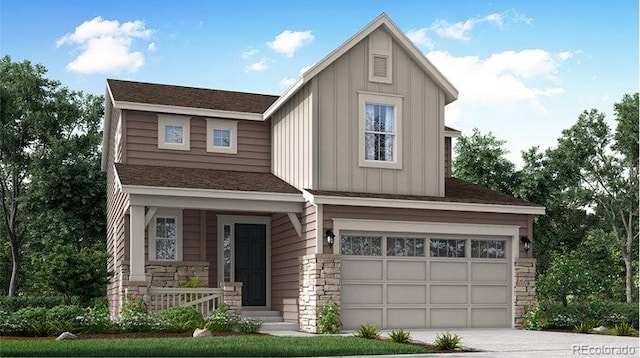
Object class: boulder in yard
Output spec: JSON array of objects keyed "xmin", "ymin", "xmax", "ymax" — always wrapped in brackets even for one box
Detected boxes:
[
  {"xmin": 592, "ymin": 326, "xmax": 608, "ymax": 332},
  {"xmin": 56, "ymin": 332, "xmax": 78, "ymax": 340},
  {"xmin": 193, "ymin": 328, "xmax": 213, "ymax": 337}
]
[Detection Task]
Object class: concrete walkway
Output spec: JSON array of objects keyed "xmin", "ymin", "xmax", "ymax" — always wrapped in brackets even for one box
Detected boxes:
[{"xmin": 269, "ymin": 328, "xmax": 639, "ymax": 357}]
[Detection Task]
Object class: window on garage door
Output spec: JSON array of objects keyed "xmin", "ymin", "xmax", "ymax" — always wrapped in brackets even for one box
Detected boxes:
[
  {"xmin": 471, "ymin": 239, "xmax": 507, "ymax": 259},
  {"xmin": 341, "ymin": 235, "xmax": 382, "ymax": 256}
]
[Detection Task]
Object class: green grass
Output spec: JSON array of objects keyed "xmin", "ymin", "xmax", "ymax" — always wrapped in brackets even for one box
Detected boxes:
[{"xmin": 1, "ymin": 336, "xmax": 432, "ymax": 357}]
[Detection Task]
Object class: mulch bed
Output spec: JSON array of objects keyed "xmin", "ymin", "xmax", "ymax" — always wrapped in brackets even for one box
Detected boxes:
[{"xmin": 0, "ymin": 331, "xmax": 265, "ymax": 341}]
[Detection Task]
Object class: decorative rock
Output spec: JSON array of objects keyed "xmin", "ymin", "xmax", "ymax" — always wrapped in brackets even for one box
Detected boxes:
[
  {"xmin": 592, "ymin": 326, "xmax": 608, "ymax": 332},
  {"xmin": 56, "ymin": 332, "xmax": 78, "ymax": 340},
  {"xmin": 193, "ymin": 328, "xmax": 213, "ymax": 337}
]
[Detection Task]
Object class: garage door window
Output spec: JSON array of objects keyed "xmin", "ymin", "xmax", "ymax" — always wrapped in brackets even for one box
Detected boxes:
[
  {"xmin": 387, "ymin": 237, "xmax": 425, "ymax": 256},
  {"xmin": 341, "ymin": 235, "xmax": 382, "ymax": 256},
  {"xmin": 471, "ymin": 240, "xmax": 506, "ymax": 259},
  {"xmin": 430, "ymin": 239, "xmax": 465, "ymax": 258}
]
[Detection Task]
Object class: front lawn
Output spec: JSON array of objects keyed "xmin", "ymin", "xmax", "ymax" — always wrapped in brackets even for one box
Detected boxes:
[{"xmin": 1, "ymin": 335, "xmax": 432, "ymax": 357}]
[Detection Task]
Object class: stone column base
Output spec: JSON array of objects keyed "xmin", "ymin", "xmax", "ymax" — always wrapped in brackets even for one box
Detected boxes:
[
  {"xmin": 220, "ymin": 282, "xmax": 242, "ymax": 315},
  {"xmin": 514, "ymin": 258, "xmax": 536, "ymax": 327},
  {"xmin": 299, "ymin": 254, "xmax": 341, "ymax": 333}
]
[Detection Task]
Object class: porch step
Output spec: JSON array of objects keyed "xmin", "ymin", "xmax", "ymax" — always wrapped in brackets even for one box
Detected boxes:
[
  {"xmin": 259, "ymin": 322, "xmax": 300, "ymax": 332},
  {"xmin": 241, "ymin": 309, "xmax": 285, "ymax": 323}
]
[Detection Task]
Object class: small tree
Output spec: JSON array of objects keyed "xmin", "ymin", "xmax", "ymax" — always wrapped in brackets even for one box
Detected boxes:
[{"xmin": 537, "ymin": 253, "xmax": 595, "ymax": 306}]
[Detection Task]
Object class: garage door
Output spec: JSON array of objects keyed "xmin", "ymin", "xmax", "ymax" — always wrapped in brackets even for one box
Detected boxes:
[{"xmin": 340, "ymin": 233, "xmax": 511, "ymax": 329}]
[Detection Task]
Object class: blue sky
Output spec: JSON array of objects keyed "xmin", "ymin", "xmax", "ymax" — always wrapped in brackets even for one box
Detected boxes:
[{"xmin": 1, "ymin": 0, "xmax": 637, "ymax": 166}]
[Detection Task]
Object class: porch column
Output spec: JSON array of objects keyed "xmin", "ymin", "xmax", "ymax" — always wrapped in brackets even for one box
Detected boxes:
[{"xmin": 129, "ymin": 205, "xmax": 146, "ymax": 282}]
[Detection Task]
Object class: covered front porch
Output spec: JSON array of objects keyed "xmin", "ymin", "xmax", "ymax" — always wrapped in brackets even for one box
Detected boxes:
[{"xmin": 111, "ymin": 164, "xmax": 308, "ymax": 319}]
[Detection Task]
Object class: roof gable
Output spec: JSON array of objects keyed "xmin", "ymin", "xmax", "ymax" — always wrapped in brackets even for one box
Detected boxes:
[{"xmin": 264, "ymin": 13, "xmax": 458, "ymax": 119}]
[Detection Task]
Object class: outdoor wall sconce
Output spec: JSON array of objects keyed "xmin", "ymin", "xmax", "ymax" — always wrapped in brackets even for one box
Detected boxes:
[
  {"xmin": 326, "ymin": 230, "xmax": 336, "ymax": 249},
  {"xmin": 520, "ymin": 236, "xmax": 531, "ymax": 253}
]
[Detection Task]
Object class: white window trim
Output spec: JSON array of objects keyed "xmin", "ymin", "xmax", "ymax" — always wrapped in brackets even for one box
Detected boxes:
[
  {"xmin": 158, "ymin": 114, "xmax": 190, "ymax": 151},
  {"xmin": 368, "ymin": 35, "xmax": 392, "ymax": 84},
  {"xmin": 206, "ymin": 119, "xmax": 238, "ymax": 154},
  {"xmin": 358, "ymin": 91, "xmax": 403, "ymax": 169},
  {"xmin": 216, "ymin": 215, "xmax": 271, "ymax": 308},
  {"xmin": 149, "ymin": 208, "xmax": 183, "ymax": 261}
]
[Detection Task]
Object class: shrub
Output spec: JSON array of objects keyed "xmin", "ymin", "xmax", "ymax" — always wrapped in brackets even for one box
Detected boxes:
[
  {"xmin": 0, "ymin": 296, "xmax": 67, "ymax": 313},
  {"xmin": 121, "ymin": 296, "xmax": 147, "ymax": 316},
  {"xmin": 354, "ymin": 324, "xmax": 380, "ymax": 339},
  {"xmin": 46, "ymin": 305, "xmax": 85, "ymax": 334},
  {"xmin": 523, "ymin": 300, "xmax": 545, "ymax": 330},
  {"xmin": 177, "ymin": 277, "xmax": 207, "ymax": 288},
  {"xmin": 158, "ymin": 306, "xmax": 204, "ymax": 332},
  {"xmin": 13, "ymin": 307, "xmax": 49, "ymax": 336},
  {"xmin": 434, "ymin": 332, "xmax": 462, "ymax": 351},
  {"xmin": 237, "ymin": 317, "xmax": 262, "ymax": 333},
  {"xmin": 388, "ymin": 329, "xmax": 411, "ymax": 344},
  {"xmin": 77, "ymin": 308, "xmax": 116, "ymax": 334},
  {"xmin": 318, "ymin": 303, "xmax": 341, "ymax": 334},
  {"xmin": 614, "ymin": 322, "xmax": 636, "ymax": 336},
  {"xmin": 574, "ymin": 320, "xmax": 600, "ymax": 334},
  {"xmin": 205, "ymin": 304, "xmax": 239, "ymax": 332},
  {"xmin": 539, "ymin": 300, "xmax": 638, "ymax": 329},
  {"xmin": 0, "ymin": 310, "xmax": 30, "ymax": 336},
  {"xmin": 117, "ymin": 312, "xmax": 165, "ymax": 333}
]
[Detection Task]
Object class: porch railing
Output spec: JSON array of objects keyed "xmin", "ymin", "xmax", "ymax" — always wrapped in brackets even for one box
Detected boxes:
[{"xmin": 147, "ymin": 287, "xmax": 224, "ymax": 317}]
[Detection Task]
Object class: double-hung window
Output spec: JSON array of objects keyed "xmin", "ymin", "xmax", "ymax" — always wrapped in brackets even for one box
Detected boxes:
[
  {"xmin": 207, "ymin": 119, "xmax": 238, "ymax": 154},
  {"xmin": 158, "ymin": 114, "xmax": 190, "ymax": 150},
  {"xmin": 358, "ymin": 92, "xmax": 402, "ymax": 169},
  {"xmin": 149, "ymin": 210, "xmax": 182, "ymax": 261}
]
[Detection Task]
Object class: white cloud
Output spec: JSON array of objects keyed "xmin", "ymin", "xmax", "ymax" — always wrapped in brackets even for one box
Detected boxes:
[
  {"xmin": 279, "ymin": 64, "xmax": 315, "ymax": 88},
  {"xmin": 427, "ymin": 49, "xmax": 565, "ymax": 123},
  {"xmin": 557, "ymin": 50, "xmax": 582, "ymax": 61},
  {"xmin": 147, "ymin": 42, "xmax": 157, "ymax": 52},
  {"xmin": 245, "ymin": 58, "xmax": 269, "ymax": 72},
  {"xmin": 432, "ymin": 10, "xmax": 531, "ymax": 41},
  {"xmin": 267, "ymin": 30, "xmax": 314, "ymax": 57},
  {"xmin": 406, "ymin": 28, "xmax": 434, "ymax": 50},
  {"xmin": 56, "ymin": 16, "xmax": 153, "ymax": 74},
  {"xmin": 241, "ymin": 48, "xmax": 259, "ymax": 59}
]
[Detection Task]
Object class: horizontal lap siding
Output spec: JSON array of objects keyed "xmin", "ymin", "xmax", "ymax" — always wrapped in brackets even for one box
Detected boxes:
[
  {"xmin": 125, "ymin": 110, "xmax": 271, "ymax": 172},
  {"xmin": 271, "ymin": 203, "xmax": 317, "ymax": 322},
  {"xmin": 206, "ymin": 212, "xmax": 218, "ymax": 288},
  {"xmin": 445, "ymin": 137, "xmax": 452, "ymax": 177},
  {"xmin": 323, "ymin": 205, "xmax": 532, "ymax": 255},
  {"xmin": 106, "ymin": 108, "xmax": 130, "ymax": 315},
  {"xmin": 183, "ymin": 209, "xmax": 202, "ymax": 262}
]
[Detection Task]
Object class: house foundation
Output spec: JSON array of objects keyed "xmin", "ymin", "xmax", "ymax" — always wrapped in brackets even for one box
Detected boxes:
[{"xmin": 299, "ymin": 254, "xmax": 341, "ymax": 333}]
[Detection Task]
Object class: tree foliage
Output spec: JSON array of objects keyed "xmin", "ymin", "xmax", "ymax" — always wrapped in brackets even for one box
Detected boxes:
[
  {"xmin": 0, "ymin": 55, "xmax": 107, "ymax": 301},
  {"xmin": 453, "ymin": 93, "xmax": 639, "ymax": 303}
]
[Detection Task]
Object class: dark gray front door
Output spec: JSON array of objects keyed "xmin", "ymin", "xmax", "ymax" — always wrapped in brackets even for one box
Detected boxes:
[{"xmin": 234, "ymin": 224, "xmax": 266, "ymax": 306}]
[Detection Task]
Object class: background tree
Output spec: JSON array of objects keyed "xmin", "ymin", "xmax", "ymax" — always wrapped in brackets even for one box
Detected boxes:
[
  {"xmin": 0, "ymin": 55, "xmax": 107, "ymax": 300},
  {"xmin": 453, "ymin": 129, "xmax": 519, "ymax": 195}
]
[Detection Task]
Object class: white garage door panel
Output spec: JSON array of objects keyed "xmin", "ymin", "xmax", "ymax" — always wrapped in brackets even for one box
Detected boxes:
[
  {"xmin": 471, "ymin": 262, "xmax": 508, "ymax": 281},
  {"xmin": 340, "ymin": 233, "xmax": 512, "ymax": 329},
  {"xmin": 387, "ymin": 261, "xmax": 426, "ymax": 280},
  {"xmin": 387, "ymin": 308, "xmax": 426, "ymax": 328},
  {"xmin": 471, "ymin": 308, "xmax": 508, "ymax": 327},
  {"xmin": 430, "ymin": 285, "xmax": 467, "ymax": 304},
  {"xmin": 342, "ymin": 284, "xmax": 383, "ymax": 304},
  {"xmin": 342, "ymin": 309, "xmax": 382, "ymax": 329},
  {"xmin": 431, "ymin": 308, "xmax": 467, "ymax": 328},
  {"xmin": 387, "ymin": 284, "xmax": 427, "ymax": 304},
  {"xmin": 472, "ymin": 285, "xmax": 508, "ymax": 304},
  {"xmin": 430, "ymin": 261, "xmax": 467, "ymax": 281},
  {"xmin": 342, "ymin": 260, "xmax": 383, "ymax": 280}
]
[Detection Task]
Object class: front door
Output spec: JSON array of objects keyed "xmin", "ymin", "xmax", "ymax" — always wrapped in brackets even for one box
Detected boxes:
[{"xmin": 234, "ymin": 223, "xmax": 267, "ymax": 306}]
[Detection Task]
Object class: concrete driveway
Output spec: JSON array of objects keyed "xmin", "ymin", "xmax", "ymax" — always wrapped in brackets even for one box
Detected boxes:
[{"xmin": 395, "ymin": 329, "xmax": 640, "ymax": 357}]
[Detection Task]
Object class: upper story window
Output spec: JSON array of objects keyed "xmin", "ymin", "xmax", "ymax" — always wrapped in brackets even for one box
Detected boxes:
[
  {"xmin": 207, "ymin": 119, "xmax": 238, "ymax": 154},
  {"xmin": 158, "ymin": 114, "xmax": 190, "ymax": 151},
  {"xmin": 358, "ymin": 92, "xmax": 403, "ymax": 169}
]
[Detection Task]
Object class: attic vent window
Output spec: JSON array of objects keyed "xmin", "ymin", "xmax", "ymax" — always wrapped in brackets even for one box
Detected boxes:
[{"xmin": 373, "ymin": 55, "xmax": 388, "ymax": 78}]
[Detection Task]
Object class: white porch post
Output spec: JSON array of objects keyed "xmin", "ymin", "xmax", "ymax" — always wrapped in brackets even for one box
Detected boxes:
[{"xmin": 129, "ymin": 205, "xmax": 146, "ymax": 282}]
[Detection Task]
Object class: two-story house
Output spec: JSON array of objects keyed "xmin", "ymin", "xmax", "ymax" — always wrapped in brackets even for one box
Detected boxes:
[{"xmin": 102, "ymin": 14, "xmax": 544, "ymax": 332}]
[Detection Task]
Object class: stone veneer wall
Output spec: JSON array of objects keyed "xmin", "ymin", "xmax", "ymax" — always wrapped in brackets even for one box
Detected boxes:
[
  {"xmin": 220, "ymin": 282, "xmax": 243, "ymax": 315},
  {"xmin": 116, "ymin": 261, "xmax": 209, "ymax": 316},
  {"xmin": 514, "ymin": 258, "xmax": 536, "ymax": 327},
  {"xmin": 299, "ymin": 254, "xmax": 341, "ymax": 333}
]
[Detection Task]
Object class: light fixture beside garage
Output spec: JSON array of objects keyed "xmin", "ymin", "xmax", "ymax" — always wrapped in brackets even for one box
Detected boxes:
[
  {"xmin": 326, "ymin": 230, "xmax": 336, "ymax": 249},
  {"xmin": 520, "ymin": 236, "xmax": 531, "ymax": 253}
]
